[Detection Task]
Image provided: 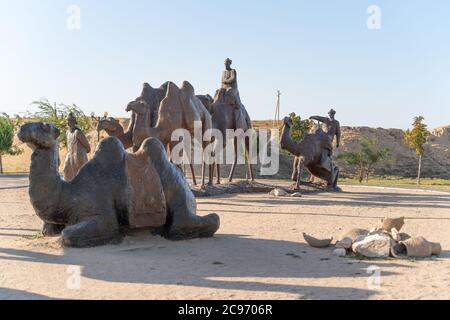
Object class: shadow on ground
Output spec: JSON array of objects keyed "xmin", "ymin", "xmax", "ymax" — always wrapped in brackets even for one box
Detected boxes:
[
  {"xmin": 200, "ymin": 190, "xmax": 450, "ymax": 211},
  {"xmin": 0, "ymin": 233, "xmax": 410, "ymax": 300}
]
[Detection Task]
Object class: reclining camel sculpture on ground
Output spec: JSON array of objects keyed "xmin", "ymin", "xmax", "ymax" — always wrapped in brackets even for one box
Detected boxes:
[
  {"xmin": 96, "ymin": 117, "xmax": 133, "ymax": 150},
  {"xmin": 280, "ymin": 117, "xmax": 339, "ymax": 191},
  {"xmin": 126, "ymin": 81, "xmax": 214, "ymax": 186},
  {"xmin": 17, "ymin": 122, "xmax": 220, "ymax": 247}
]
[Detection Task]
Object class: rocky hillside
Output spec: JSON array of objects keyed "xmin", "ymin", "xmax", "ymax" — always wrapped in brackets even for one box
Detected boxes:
[{"xmin": 335, "ymin": 126, "xmax": 450, "ymax": 179}]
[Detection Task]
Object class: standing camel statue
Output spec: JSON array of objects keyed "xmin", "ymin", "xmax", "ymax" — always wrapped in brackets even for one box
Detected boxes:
[
  {"xmin": 210, "ymin": 91, "xmax": 254, "ymax": 184},
  {"xmin": 280, "ymin": 117, "xmax": 339, "ymax": 191},
  {"xmin": 179, "ymin": 81, "xmax": 215, "ymax": 186},
  {"xmin": 124, "ymin": 82, "xmax": 170, "ymax": 151},
  {"xmin": 139, "ymin": 82, "xmax": 170, "ymax": 127},
  {"xmin": 96, "ymin": 117, "xmax": 133, "ymax": 150},
  {"xmin": 208, "ymin": 57, "xmax": 254, "ymax": 184}
]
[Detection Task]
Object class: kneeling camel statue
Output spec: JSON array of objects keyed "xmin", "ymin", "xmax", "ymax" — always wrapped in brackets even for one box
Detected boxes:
[{"xmin": 18, "ymin": 122, "xmax": 220, "ymax": 247}]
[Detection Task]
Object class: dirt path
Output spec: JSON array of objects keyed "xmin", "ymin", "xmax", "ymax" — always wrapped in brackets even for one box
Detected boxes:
[{"xmin": 0, "ymin": 185, "xmax": 449, "ymax": 300}]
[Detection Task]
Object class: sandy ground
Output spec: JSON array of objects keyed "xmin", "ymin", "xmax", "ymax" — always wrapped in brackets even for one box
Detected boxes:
[{"xmin": 0, "ymin": 181, "xmax": 449, "ymax": 300}]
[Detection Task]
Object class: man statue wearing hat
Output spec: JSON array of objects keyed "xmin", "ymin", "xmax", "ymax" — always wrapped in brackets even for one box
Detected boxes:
[
  {"xmin": 222, "ymin": 58, "xmax": 238, "ymax": 90},
  {"xmin": 215, "ymin": 58, "xmax": 251, "ymax": 129},
  {"xmin": 308, "ymin": 109, "xmax": 341, "ymax": 185},
  {"xmin": 63, "ymin": 113, "xmax": 91, "ymax": 181},
  {"xmin": 310, "ymin": 109, "xmax": 341, "ymax": 148},
  {"xmin": 217, "ymin": 58, "xmax": 241, "ymax": 106}
]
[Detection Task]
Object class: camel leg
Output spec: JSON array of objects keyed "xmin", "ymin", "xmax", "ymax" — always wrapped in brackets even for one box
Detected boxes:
[
  {"xmin": 190, "ymin": 163, "xmax": 197, "ymax": 186},
  {"xmin": 209, "ymin": 164, "xmax": 213, "ymax": 185},
  {"xmin": 207, "ymin": 163, "xmax": 214, "ymax": 186},
  {"xmin": 292, "ymin": 157, "xmax": 299, "ymax": 181},
  {"xmin": 42, "ymin": 223, "xmax": 65, "ymax": 237},
  {"xmin": 332, "ymin": 166, "xmax": 340, "ymax": 189},
  {"xmin": 201, "ymin": 162, "xmax": 206, "ymax": 187},
  {"xmin": 228, "ymin": 138, "xmax": 238, "ymax": 183},
  {"xmin": 245, "ymin": 136, "xmax": 255, "ymax": 182},
  {"xmin": 61, "ymin": 215, "xmax": 121, "ymax": 248},
  {"xmin": 216, "ymin": 164, "xmax": 221, "ymax": 184},
  {"xmin": 295, "ymin": 158, "xmax": 304, "ymax": 191}
]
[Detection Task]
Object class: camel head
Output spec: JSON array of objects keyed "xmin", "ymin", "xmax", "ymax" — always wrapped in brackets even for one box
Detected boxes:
[
  {"xmin": 283, "ymin": 117, "xmax": 293, "ymax": 128},
  {"xmin": 17, "ymin": 122, "xmax": 60, "ymax": 150},
  {"xmin": 96, "ymin": 117, "xmax": 120, "ymax": 133},
  {"xmin": 126, "ymin": 99, "xmax": 149, "ymax": 115},
  {"xmin": 141, "ymin": 82, "xmax": 153, "ymax": 98}
]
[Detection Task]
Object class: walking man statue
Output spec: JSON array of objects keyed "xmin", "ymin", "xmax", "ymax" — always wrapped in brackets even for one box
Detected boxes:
[
  {"xmin": 63, "ymin": 113, "xmax": 91, "ymax": 181},
  {"xmin": 308, "ymin": 109, "xmax": 341, "ymax": 186}
]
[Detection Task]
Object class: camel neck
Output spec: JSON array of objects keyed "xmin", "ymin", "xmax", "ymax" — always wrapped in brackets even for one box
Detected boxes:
[
  {"xmin": 29, "ymin": 145, "xmax": 63, "ymax": 220},
  {"xmin": 148, "ymin": 127, "xmax": 164, "ymax": 142},
  {"xmin": 280, "ymin": 125, "xmax": 303, "ymax": 155},
  {"xmin": 108, "ymin": 126, "xmax": 124, "ymax": 137}
]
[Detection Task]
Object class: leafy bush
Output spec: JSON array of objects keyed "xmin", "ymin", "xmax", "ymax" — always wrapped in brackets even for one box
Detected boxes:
[
  {"xmin": 404, "ymin": 116, "xmax": 429, "ymax": 185},
  {"xmin": 289, "ymin": 112, "xmax": 313, "ymax": 142},
  {"xmin": 337, "ymin": 136, "xmax": 390, "ymax": 183},
  {"xmin": 28, "ymin": 99, "xmax": 91, "ymax": 148},
  {"xmin": 0, "ymin": 113, "xmax": 23, "ymax": 173}
]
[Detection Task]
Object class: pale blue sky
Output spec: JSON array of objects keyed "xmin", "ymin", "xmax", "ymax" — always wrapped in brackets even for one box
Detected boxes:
[{"xmin": 1, "ymin": 0, "xmax": 449, "ymax": 129}]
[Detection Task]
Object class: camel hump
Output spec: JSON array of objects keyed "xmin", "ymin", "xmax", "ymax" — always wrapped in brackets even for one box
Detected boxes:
[
  {"xmin": 165, "ymin": 81, "xmax": 180, "ymax": 98},
  {"xmin": 93, "ymin": 137, "xmax": 126, "ymax": 164},
  {"xmin": 181, "ymin": 81, "xmax": 195, "ymax": 96},
  {"xmin": 140, "ymin": 138, "xmax": 166, "ymax": 162},
  {"xmin": 125, "ymin": 150, "xmax": 167, "ymax": 228},
  {"xmin": 159, "ymin": 81, "xmax": 171, "ymax": 91}
]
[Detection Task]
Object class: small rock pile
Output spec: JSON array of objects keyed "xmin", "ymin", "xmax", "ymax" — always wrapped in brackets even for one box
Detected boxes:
[
  {"xmin": 304, "ymin": 217, "xmax": 442, "ymax": 259},
  {"xmin": 269, "ymin": 188, "xmax": 302, "ymax": 198}
]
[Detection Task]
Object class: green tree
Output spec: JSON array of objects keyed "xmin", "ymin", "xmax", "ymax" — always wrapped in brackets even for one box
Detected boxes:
[
  {"xmin": 404, "ymin": 116, "xmax": 429, "ymax": 185},
  {"xmin": 0, "ymin": 113, "xmax": 23, "ymax": 174},
  {"xmin": 28, "ymin": 99, "xmax": 91, "ymax": 148},
  {"xmin": 289, "ymin": 112, "xmax": 313, "ymax": 142},
  {"xmin": 337, "ymin": 136, "xmax": 390, "ymax": 183}
]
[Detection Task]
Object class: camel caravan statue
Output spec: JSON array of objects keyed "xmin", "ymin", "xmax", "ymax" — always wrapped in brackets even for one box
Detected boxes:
[
  {"xmin": 96, "ymin": 59, "xmax": 256, "ymax": 186},
  {"xmin": 125, "ymin": 81, "xmax": 214, "ymax": 186},
  {"xmin": 96, "ymin": 81, "xmax": 216, "ymax": 186},
  {"xmin": 95, "ymin": 82, "xmax": 169, "ymax": 151},
  {"xmin": 17, "ymin": 122, "xmax": 220, "ymax": 247},
  {"xmin": 280, "ymin": 117, "xmax": 339, "ymax": 192}
]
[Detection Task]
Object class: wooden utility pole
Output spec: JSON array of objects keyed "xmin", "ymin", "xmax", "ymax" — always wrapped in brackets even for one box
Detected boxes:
[{"xmin": 273, "ymin": 90, "xmax": 281, "ymax": 128}]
